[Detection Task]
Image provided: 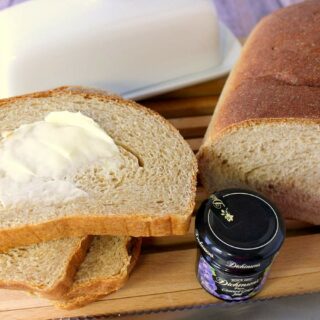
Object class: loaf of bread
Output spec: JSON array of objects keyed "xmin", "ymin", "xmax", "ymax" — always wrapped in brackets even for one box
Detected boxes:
[
  {"xmin": 198, "ymin": 1, "xmax": 320, "ymax": 224},
  {"xmin": 0, "ymin": 236, "xmax": 141, "ymax": 309},
  {"xmin": 0, "ymin": 87, "xmax": 197, "ymax": 251}
]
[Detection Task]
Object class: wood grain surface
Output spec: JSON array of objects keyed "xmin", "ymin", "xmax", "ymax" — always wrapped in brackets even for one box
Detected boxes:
[{"xmin": 1, "ymin": 233, "xmax": 320, "ymax": 320}]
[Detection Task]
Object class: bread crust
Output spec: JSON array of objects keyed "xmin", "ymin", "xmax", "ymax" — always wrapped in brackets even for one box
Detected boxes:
[
  {"xmin": 198, "ymin": 1, "xmax": 320, "ymax": 224},
  {"xmin": 202, "ymin": 0, "xmax": 320, "ymax": 142},
  {"xmin": 0, "ymin": 236, "xmax": 91, "ymax": 299},
  {"xmin": 55, "ymin": 237, "xmax": 142, "ymax": 309},
  {"xmin": 0, "ymin": 213, "xmax": 190, "ymax": 252},
  {"xmin": 200, "ymin": 118, "xmax": 320, "ymax": 150},
  {"xmin": 0, "ymin": 87, "xmax": 197, "ymax": 250}
]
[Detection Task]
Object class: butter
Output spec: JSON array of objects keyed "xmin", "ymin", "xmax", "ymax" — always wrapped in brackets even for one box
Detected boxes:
[{"xmin": 0, "ymin": 111, "xmax": 121, "ymax": 207}]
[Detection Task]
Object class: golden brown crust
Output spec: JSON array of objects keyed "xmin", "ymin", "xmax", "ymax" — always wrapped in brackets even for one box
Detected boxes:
[
  {"xmin": 0, "ymin": 236, "xmax": 92, "ymax": 299},
  {"xmin": 198, "ymin": 1, "xmax": 320, "ymax": 225},
  {"xmin": 0, "ymin": 214, "xmax": 190, "ymax": 252},
  {"xmin": 200, "ymin": 118, "xmax": 320, "ymax": 150},
  {"xmin": 62, "ymin": 237, "xmax": 141, "ymax": 300},
  {"xmin": 0, "ymin": 86, "xmax": 197, "ymax": 249},
  {"xmin": 55, "ymin": 237, "xmax": 142, "ymax": 310},
  {"xmin": 55, "ymin": 294, "xmax": 103, "ymax": 310},
  {"xmin": 235, "ymin": 1, "xmax": 320, "ymax": 87},
  {"xmin": 201, "ymin": 0, "xmax": 320, "ymax": 143}
]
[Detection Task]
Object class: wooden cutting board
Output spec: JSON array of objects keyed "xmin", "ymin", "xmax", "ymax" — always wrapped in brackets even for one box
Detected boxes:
[{"xmin": 1, "ymin": 77, "xmax": 320, "ymax": 320}]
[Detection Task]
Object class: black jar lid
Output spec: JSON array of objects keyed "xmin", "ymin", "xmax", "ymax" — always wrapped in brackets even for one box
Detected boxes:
[{"xmin": 195, "ymin": 189, "xmax": 285, "ymax": 265}]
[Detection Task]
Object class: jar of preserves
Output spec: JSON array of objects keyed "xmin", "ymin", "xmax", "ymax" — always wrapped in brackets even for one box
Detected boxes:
[{"xmin": 195, "ymin": 189, "xmax": 285, "ymax": 301}]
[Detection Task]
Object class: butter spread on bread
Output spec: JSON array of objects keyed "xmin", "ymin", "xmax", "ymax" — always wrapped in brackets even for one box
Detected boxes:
[
  {"xmin": 0, "ymin": 111, "xmax": 122, "ymax": 207},
  {"xmin": 0, "ymin": 87, "xmax": 197, "ymax": 250}
]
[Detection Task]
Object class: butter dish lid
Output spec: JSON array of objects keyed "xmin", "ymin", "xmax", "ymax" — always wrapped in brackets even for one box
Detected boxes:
[
  {"xmin": 0, "ymin": 0, "xmax": 241, "ymax": 100},
  {"xmin": 195, "ymin": 189, "xmax": 286, "ymax": 262}
]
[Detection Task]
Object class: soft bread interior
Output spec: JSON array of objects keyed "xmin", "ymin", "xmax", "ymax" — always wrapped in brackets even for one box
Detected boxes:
[
  {"xmin": 198, "ymin": 121, "xmax": 320, "ymax": 224},
  {"xmin": 0, "ymin": 237, "xmax": 88, "ymax": 296},
  {"xmin": 0, "ymin": 91, "xmax": 196, "ymax": 229},
  {"xmin": 55, "ymin": 236, "xmax": 141, "ymax": 309},
  {"xmin": 0, "ymin": 235, "xmax": 140, "ymax": 308},
  {"xmin": 74, "ymin": 236, "xmax": 131, "ymax": 284}
]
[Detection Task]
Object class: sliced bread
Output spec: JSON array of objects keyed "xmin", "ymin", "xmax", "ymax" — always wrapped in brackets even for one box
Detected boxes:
[
  {"xmin": 0, "ymin": 236, "xmax": 91, "ymax": 299},
  {"xmin": 197, "ymin": 1, "xmax": 320, "ymax": 224},
  {"xmin": 55, "ymin": 236, "xmax": 141, "ymax": 309},
  {"xmin": 0, "ymin": 236, "xmax": 141, "ymax": 308},
  {"xmin": 0, "ymin": 86, "xmax": 197, "ymax": 251}
]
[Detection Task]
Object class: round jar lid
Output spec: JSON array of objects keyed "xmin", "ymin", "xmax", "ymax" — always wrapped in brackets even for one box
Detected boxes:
[{"xmin": 195, "ymin": 189, "xmax": 285, "ymax": 262}]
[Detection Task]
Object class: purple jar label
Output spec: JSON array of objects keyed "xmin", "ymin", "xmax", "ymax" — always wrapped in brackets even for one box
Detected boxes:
[{"xmin": 197, "ymin": 256, "xmax": 269, "ymax": 301}]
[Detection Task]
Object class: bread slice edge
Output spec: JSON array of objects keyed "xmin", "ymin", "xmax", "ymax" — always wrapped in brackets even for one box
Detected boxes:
[
  {"xmin": 0, "ymin": 213, "xmax": 190, "ymax": 252},
  {"xmin": 55, "ymin": 237, "xmax": 142, "ymax": 310},
  {"xmin": 0, "ymin": 236, "xmax": 92, "ymax": 299},
  {"xmin": 0, "ymin": 86, "xmax": 197, "ymax": 250}
]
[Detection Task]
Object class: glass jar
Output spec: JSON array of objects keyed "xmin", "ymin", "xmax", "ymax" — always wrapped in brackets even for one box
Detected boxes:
[{"xmin": 195, "ymin": 189, "xmax": 285, "ymax": 301}]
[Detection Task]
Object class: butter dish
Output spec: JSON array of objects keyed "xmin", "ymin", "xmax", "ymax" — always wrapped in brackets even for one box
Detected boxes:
[{"xmin": 0, "ymin": 0, "xmax": 241, "ymax": 100}]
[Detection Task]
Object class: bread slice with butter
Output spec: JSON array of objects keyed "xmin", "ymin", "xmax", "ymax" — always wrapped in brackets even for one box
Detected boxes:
[
  {"xmin": 0, "ymin": 87, "xmax": 197, "ymax": 250},
  {"xmin": 0, "ymin": 236, "xmax": 141, "ymax": 308}
]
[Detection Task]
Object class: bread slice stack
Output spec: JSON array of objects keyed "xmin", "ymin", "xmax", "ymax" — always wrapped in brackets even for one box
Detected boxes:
[
  {"xmin": 0, "ymin": 87, "xmax": 197, "ymax": 308},
  {"xmin": 0, "ymin": 236, "xmax": 141, "ymax": 309}
]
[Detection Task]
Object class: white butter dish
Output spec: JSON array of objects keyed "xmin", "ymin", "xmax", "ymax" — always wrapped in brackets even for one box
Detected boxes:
[{"xmin": 0, "ymin": 0, "xmax": 241, "ymax": 100}]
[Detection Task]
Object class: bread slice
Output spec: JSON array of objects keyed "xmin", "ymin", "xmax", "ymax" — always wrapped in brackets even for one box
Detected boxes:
[
  {"xmin": 0, "ymin": 236, "xmax": 91, "ymax": 299},
  {"xmin": 198, "ymin": 1, "xmax": 320, "ymax": 225},
  {"xmin": 55, "ymin": 236, "xmax": 141, "ymax": 309},
  {"xmin": 0, "ymin": 87, "xmax": 197, "ymax": 250},
  {"xmin": 0, "ymin": 235, "xmax": 140, "ymax": 308}
]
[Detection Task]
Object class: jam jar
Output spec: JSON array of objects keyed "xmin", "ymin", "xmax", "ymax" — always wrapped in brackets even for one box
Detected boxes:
[{"xmin": 195, "ymin": 189, "xmax": 285, "ymax": 301}]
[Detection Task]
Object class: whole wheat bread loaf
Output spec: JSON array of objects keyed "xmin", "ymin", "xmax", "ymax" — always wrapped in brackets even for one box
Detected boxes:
[
  {"xmin": 197, "ymin": 1, "xmax": 320, "ymax": 224},
  {"xmin": 0, "ymin": 87, "xmax": 197, "ymax": 251}
]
